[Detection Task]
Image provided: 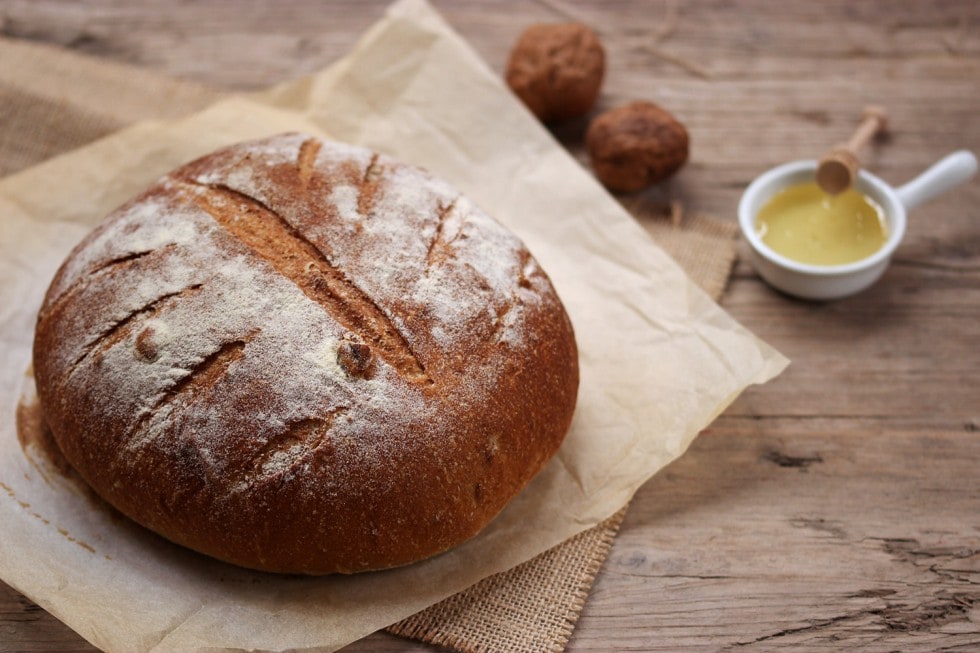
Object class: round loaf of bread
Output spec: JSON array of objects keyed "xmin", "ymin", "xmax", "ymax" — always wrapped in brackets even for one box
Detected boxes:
[{"xmin": 32, "ymin": 134, "xmax": 578, "ymax": 574}]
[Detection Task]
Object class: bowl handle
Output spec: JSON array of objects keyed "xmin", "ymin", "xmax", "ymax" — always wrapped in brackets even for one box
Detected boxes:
[{"xmin": 895, "ymin": 150, "xmax": 977, "ymax": 212}]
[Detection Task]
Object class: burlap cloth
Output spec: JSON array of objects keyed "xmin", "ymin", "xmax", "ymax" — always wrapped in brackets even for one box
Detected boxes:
[{"xmin": 0, "ymin": 34, "xmax": 737, "ymax": 653}]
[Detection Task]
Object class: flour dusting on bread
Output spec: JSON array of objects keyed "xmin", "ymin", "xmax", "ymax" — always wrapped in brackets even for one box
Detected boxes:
[{"xmin": 32, "ymin": 134, "xmax": 578, "ymax": 574}]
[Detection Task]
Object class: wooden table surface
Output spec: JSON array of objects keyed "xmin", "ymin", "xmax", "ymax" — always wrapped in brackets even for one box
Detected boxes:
[{"xmin": 2, "ymin": 1, "xmax": 979, "ymax": 651}]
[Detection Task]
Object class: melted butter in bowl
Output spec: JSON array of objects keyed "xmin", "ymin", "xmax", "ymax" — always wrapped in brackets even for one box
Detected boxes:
[
  {"xmin": 755, "ymin": 182, "xmax": 888, "ymax": 266},
  {"xmin": 739, "ymin": 152, "xmax": 976, "ymax": 300}
]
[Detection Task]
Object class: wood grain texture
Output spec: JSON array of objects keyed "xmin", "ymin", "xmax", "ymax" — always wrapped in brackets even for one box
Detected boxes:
[{"xmin": 1, "ymin": 0, "xmax": 979, "ymax": 651}]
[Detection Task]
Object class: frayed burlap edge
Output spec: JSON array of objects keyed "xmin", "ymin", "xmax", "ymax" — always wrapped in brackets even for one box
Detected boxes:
[{"xmin": 387, "ymin": 507, "xmax": 628, "ymax": 653}]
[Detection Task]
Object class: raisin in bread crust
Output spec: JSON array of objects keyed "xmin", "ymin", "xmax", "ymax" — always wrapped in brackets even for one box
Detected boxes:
[{"xmin": 32, "ymin": 134, "xmax": 578, "ymax": 574}]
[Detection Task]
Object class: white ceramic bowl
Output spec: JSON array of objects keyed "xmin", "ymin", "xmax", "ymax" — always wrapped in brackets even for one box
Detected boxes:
[{"xmin": 738, "ymin": 150, "xmax": 977, "ymax": 300}]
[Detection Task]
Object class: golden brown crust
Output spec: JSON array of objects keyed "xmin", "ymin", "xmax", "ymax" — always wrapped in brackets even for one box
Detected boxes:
[{"xmin": 32, "ymin": 134, "xmax": 578, "ymax": 574}]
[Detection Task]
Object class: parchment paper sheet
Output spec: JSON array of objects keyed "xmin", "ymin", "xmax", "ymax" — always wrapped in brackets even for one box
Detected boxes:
[{"xmin": 0, "ymin": 1, "xmax": 787, "ymax": 651}]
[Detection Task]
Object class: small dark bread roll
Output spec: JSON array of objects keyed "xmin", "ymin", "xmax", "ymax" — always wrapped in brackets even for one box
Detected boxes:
[
  {"xmin": 32, "ymin": 134, "xmax": 579, "ymax": 575},
  {"xmin": 505, "ymin": 22, "xmax": 605, "ymax": 123},
  {"xmin": 586, "ymin": 101, "xmax": 690, "ymax": 192}
]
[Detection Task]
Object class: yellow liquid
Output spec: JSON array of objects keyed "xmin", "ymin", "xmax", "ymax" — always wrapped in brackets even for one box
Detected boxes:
[{"xmin": 755, "ymin": 182, "xmax": 888, "ymax": 266}]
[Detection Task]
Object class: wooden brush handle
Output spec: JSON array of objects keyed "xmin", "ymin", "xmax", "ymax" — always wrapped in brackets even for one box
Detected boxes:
[{"xmin": 817, "ymin": 106, "xmax": 888, "ymax": 195}]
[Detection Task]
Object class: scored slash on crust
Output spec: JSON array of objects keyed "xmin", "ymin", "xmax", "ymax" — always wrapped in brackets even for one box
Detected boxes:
[
  {"xmin": 64, "ymin": 283, "xmax": 205, "ymax": 382},
  {"xmin": 176, "ymin": 177, "xmax": 434, "ymax": 386},
  {"xmin": 296, "ymin": 138, "xmax": 322, "ymax": 190},
  {"xmin": 245, "ymin": 407, "xmax": 349, "ymax": 481},
  {"xmin": 38, "ymin": 244, "xmax": 179, "ymax": 325},
  {"xmin": 89, "ymin": 245, "xmax": 176, "ymax": 276},
  {"xmin": 126, "ymin": 337, "xmax": 250, "ymax": 452},
  {"xmin": 357, "ymin": 153, "xmax": 383, "ymax": 216},
  {"xmin": 163, "ymin": 338, "xmax": 249, "ymax": 402},
  {"xmin": 425, "ymin": 198, "xmax": 461, "ymax": 270},
  {"xmin": 491, "ymin": 250, "xmax": 538, "ymax": 345}
]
